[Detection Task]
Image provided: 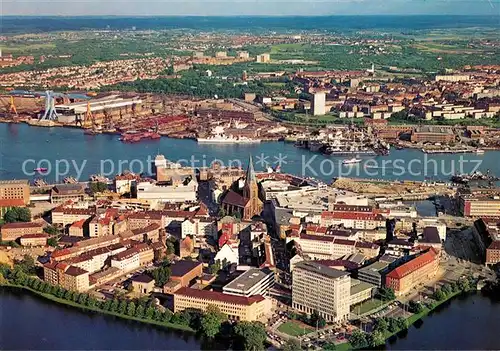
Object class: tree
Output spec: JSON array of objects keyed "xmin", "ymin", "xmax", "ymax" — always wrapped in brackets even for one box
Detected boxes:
[
  {"xmin": 309, "ymin": 310, "xmax": 326, "ymax": 328},
  {"xmin": 408, "ymin": 300, "xmax": 424, "ymax": 314},
  {"xmin": 43, "ymin": 225, "xmax": 60, "ymax": 235},
  {"xmin": 127, "ymin": 301, "xmax": 136, "ymax": 316},
  {"xmin": 110, "ymin": 299, "xmax": 119, "ymax": 312},
  {"xmin": 15, "ymin": 255, "xmax": 36, "ymax": 275},
  {"xmin": 367, "ymin": 330, "xmax": 385, "ymax": 348},
  {"xmin": 282, "ymin": 339, "xmax": 301, "ymax": 351},
  {"xmin": 135, "ymin": 305, "xmax": 145, "ymax": 319},
  {"xmin": 118, "ymin": 300, "xmax": 128, "ymax": 314},
  {"xmin": 64, "ymin": 290, "xmax": 74, "ymax": 301},
  {"xmin": 78, "ymin": 293, "xmax": 88, "ymax": 305},
  {"xmin": 166, "ymin": 239, "xmax": 175, "ymax": 255},
  {"xmin": 145, "ymin": 306, "xmax": 155, "ymax": 320},
  {"xmin": 47, "ymin": 237, "xmax": 58, "ymax": 247},
  {"xmin": 162, "ymin": 311, "xmax": 172, "ymax": 323},
  {"xmin": 323, "ymin": 343, "xmax": 336, "ymax": 350},
  {"xmin": 374, "ymin": 317, "xmax": 388, "ymax": 333},
  {"xmin": 433, "ymin": 289, "xmax": 446, "ymax": 301},
  {"xmin": 209, "ymin": 261, "xmax": 221, "ymax": 275},
  {"xmin": 3, "ymin": 207, "xmax": 31, "ymax": 223},
  {"xmin": 89, "ymin": 182, "xmax": 108, "ymax": 194},
  {"xmin": 377, "ymin": 287, "xmax": 396, "ymax": 302},
  {"xmin": 349, "ymin": 330, "xmax": 367, "ymax": 349},
  {"xmin": 149, "ymin": 266, "xmax": 171, "ymax": 287},
  {"xmin": 233, "ymin": 321, "xmax": 267, "ymax": 351},
  {"xmin": 200, "ymin": 305, "xmax": 226, "ymax": 338}
]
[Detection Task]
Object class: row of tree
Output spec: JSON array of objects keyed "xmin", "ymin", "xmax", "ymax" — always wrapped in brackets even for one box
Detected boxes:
[
  {"xmin": 432, "ymin": 276, "xmax": 476, "ymax": 302},
  {"xmin": 349, "ymin": 315, "xmax": 407, "ymax": 349},
  {"xmin": 0, "ymin": 260, "xmax": 268, "ymax": 351}
]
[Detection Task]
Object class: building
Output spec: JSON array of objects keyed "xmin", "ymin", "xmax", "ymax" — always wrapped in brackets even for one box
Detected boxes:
[
  {"xmin": 51, "ymin": 207, "xmax": 95, "ymax": 226},
  {"xmin": 43, "ymin": 262, "xmax": 90, "ymax": 292},
  {"xmin": 221, "ymin": 156, "xmax": 263, "ymax": 221},
  {"xmin": 312, "ymin": 92, "xmax": 326, "ymax": 116},
  {"xmin": 357, "ymin": 261, "xmax": 390, "ymax": 287},
  {"xmin": 0, "ymin": 180, "xmax": 30, "ymax": 205},
  {"xmin": 20, "ymin": 233, "xmax": 48, "ymax": 247},
  {"xmin": 111, "ymin": 248, "xmax": 140, "ymax": 272},
  {"xmin": 350, "ymin": 279, "xmax": 376, "ymax": 306},
  {"xmin": 170, "ymin": 260, "xmax": 203, "ymax": 287},
  {"xmin": 223, "ymin": 268, "xmax": 275, "ymax": 297},
  {"xmin": 417, "ymin": 226, "xmax": 443, "ymax": 251},
  {"xmin": 174, "ymin": 287, "xmax": 271, "ymax": 322},
  {"xmin": 136, "ymin": 178, "xmax": 198, "ymax": 203},
  {"xmin": 459, "ymin": 195, "xmax": 500, "ymax": 218},
  {"xmin": 0, "ymin": 222, "xmax": 43, "ymax": 241},
  {"xmin": 256, "ymin": 53, "xmax": 270, "ymax": 63},
  {"xmin": 215, "ymin": 243, "xmax": 239, "ymax": 265},
  {"xmin": 292, "ymin": 261, "xmax": 351, "ymax": 322},
  {"xmin": 410, "ymin": 126, "xmax": 455, "ymax": 144},
  {"xmin": 472, "ymin": 219, "xmax": 500, "ymax": 266},
  {"xmin": 51, "ymin": 184, "xmax": 86, "ymax": 204},
  {"xmin": 385, "ymin": 249, "xmax": 439, "ymax": 296},
  {"xmin": 131, "ymin": 274, "xmax": 155, "ymax": 295}
]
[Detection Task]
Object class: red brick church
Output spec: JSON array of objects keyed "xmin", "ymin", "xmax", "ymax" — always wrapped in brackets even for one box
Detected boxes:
[{"xmin": 220, "ymin": 156, "xmax": 263, "ymax": 220}]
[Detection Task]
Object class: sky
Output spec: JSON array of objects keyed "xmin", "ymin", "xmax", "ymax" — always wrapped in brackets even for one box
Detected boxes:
[{"xmin": 2, "ymin": 0, "xmax": 499, "ymax": 16}]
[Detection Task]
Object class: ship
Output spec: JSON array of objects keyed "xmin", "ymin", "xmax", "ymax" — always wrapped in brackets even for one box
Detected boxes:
[
  {"xmin": 63, "ymin": 176, "xmax": 78, "ymax": 184},
  {"xmin": 197, "ymin": 134, "xmax": 261, "ymax": 144},
  {"xmin": 342, "ymin": 157, "xmax": 362, "ymax": 165},
  {"xmin": 120, "ymin": 131, "xmax": 161, "ymax": 143},
  {"xmin": 34, "ymin": 167, "xmax": 48, "ymax": 173},
  {"xmin": 90, "ymin": 174, "xmax": 110, "ymax": 183}
]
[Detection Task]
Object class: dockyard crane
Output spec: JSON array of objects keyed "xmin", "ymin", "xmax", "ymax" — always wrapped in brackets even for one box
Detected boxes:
[{"xmin": 8, "ymin": 96, "xmax": 18, "ymax": 117}]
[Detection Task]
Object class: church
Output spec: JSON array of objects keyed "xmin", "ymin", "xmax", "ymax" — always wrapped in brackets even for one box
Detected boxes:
[{"xmin": 220, "ymin": 156, "xmax": 263, "ymax": 221}]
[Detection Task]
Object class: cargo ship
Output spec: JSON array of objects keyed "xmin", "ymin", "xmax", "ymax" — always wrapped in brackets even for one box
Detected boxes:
[
  {"xmin": 120, "ymin": 131, "xmax": 161, "ymax": 143},
  {"xmin": 197, "ymin": 134, "xmax": 261, "ymax": 144},
  {"xmin": 342, "ymin": 157, "xmax": 362, "ymax": 165}
]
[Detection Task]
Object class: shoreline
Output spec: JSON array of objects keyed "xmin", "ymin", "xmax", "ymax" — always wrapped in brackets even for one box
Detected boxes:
[
  {"xmin": 2, "ymin": 119, "xmax": 500, "ymax": 152},
  {"xmin": 0, "ymin": 283, "xmax": 194, "ymax": 334}
]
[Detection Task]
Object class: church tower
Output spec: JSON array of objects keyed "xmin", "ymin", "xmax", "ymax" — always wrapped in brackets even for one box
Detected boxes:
[{"xmin": 243, "ymin": 155, "xmax": 263, "ymax": 219}]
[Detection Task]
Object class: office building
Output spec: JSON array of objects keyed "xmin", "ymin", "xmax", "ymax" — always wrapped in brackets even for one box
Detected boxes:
[
  {"xmin": 385, "ymin": 249, "xmax": 439, "ymax": 296},
  {"xmin": 174, "ymin": 287, "xmax": 271, "ymax": 322},
  {"xmin": 292, "ymin": 261, "xmax": 351, "ymax": 322},
  {"xmin": 459, "ymin": 195, "xmax": 500, "ymax": 218},
  {"xmin": 357, "ymin": 261, "xmax": 390, "ymax": 287},
  {"xmin": 223, "ymin": 268, "xmax": 275, "ymax": 297},
  {"xmin": 0, "ymin": 179, "xmax": 30, "ymax": 206}
]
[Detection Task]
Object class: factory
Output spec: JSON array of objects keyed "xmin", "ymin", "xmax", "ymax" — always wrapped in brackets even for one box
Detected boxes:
[{"xmin": 55, "ymin": 95, "xmax": 143, "ymax": 126}]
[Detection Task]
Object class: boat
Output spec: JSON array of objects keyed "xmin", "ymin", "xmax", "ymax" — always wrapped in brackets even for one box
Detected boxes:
[
  {"xmin": 197, "ymin": 134, "xmax": 261, "ymax": 144},
  {"xmin": 63, "ymin": 176, "xmax": 78, "ymax": 184},
  {"xmin": 33, "ymin": 178, "xmax": 47, "ymax": 187},
  {"xmin": 342, "ymin": 158, "xmax": 362, "ymax": 165},
  {"xmin": 90, "ymin": 174, "xmax": 110, "ymax": 183},
  {"xmin": 476, "ymin": 149, "xmax": 485, "ymax": 155},
  {"xmin": 34, "ymin": 167, "xmax": 48, "ymax": 173}
]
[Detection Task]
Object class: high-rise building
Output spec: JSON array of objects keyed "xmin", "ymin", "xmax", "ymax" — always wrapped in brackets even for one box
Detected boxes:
[
  {"xmin": 292, "ymin": 261, "xmax": 351, "ymax": 322},
  {"xmin": 312, "ymin": 92, "xmax": 326, "ymax": 116}
]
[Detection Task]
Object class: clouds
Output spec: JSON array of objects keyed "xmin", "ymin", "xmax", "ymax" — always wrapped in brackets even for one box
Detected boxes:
[{"xmin": 2, "ymin": 0, "xmax": 498, "ymax": 16}]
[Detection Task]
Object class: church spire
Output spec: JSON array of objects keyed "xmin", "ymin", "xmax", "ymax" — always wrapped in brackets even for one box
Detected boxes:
[{"xmin": 245, "ymin": 155, "xmax": 256, "ymax": 184}]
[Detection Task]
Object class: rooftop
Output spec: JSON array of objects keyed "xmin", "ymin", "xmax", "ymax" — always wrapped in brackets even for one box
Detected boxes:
[
  {"xmin": 350, "ymin": 279, "xmax": 376, "ymax": 295},
  {"xmin": 223, "ymin": 268, "xmax": 273, "ymax": 293},
  {"xmin": 132, "ymin": 273, "xmax": 155, "ymax": 284},
  {"xmin": 0, "ymin": 179, "xmax": 29, "ymax": 185},
  {"xmin": 170, "ymin": 260, "xmax": 202, "ymax": 277},
  {"xmin": 294, "ymin": 261, "xmax": 350, "ymax": 279},
  {"xmin": 175, "ymin": 287, "xmax": 265, "ymax": 306},
  {"xmin": 1, "ymin": 222, "xmax": 43, "ymax": 229},
  {"xmin": 386, "ymin": 249, "xmax": 438, "ymax": 280}
]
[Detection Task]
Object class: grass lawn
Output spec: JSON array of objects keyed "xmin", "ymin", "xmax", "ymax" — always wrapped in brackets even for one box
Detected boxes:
[
  {"xmin": 278, "ymin": 321, "xmax": 314, "ymax": 337},
  {"xmin": 335, "ymin": 342, "xmax": 353, "ymax": 351},
  {"xmin": 351, "ymin": 298, "xmax": 387, "ymax": 315}
]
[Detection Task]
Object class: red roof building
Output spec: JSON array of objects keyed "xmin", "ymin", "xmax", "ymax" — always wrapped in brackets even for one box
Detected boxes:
[{"xmin": 385, "ymin": 248, "xmax": 439, "ymax": 296}]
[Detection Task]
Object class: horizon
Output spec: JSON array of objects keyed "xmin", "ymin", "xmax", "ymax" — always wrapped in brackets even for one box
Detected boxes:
[{"xmin": 3, "ymin": 0, "xmax": 499, "ymax": 16}]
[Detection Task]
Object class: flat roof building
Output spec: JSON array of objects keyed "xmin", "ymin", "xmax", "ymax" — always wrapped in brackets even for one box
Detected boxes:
[
  {"xmin": 292, "ymin": 261, "xmax": 351, "ymax": 322},
  {"xmin": 357, "ymin": 261, "xmax": 390, "ymax": 288},
  {"xmin": 174, "ymin": 287, "xmax": 271, "ymax": 322},
  {"xmin": 223, "ymin": 268, "xmax": 275, "ymax": 297}
]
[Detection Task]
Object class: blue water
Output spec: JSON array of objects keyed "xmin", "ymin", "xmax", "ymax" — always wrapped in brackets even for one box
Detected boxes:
[
  {"xmin": 2, "ymin": 15, "xmax": 499, "ymax": 34},
  {"xmin": 1, "ymin": 123, "xmax": 499, "ymax": 183}
]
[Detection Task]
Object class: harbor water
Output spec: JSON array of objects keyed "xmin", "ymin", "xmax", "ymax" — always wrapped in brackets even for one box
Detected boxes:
[{"xmin": 1, "ymin": 124, "xmax": 500, "ymax": 183}]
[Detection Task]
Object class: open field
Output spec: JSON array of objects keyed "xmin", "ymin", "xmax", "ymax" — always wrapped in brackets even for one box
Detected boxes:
[
  {"xmin": 278, "ymin": 320, "xmax": 314, "ymax": 336},
  {"xmin": 2, "ymin": 43, "xmax": 56, "ymax": 52},
  {"xmin": 351, "ymin": 298, "xmax": 386, "ymax": 315}
]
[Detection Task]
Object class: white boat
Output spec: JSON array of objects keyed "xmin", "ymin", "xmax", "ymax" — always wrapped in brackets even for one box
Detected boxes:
[
  {"xmin": 342, "ymin": 157, "xmax": 362, "ymax": 165},
  {"xmin": 197, "ymin": 134, "xmax": 261, "ymax": 144},
  {"xmin": 476, "ymin": 149, "xmax": 485, "ymax": 154}
]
